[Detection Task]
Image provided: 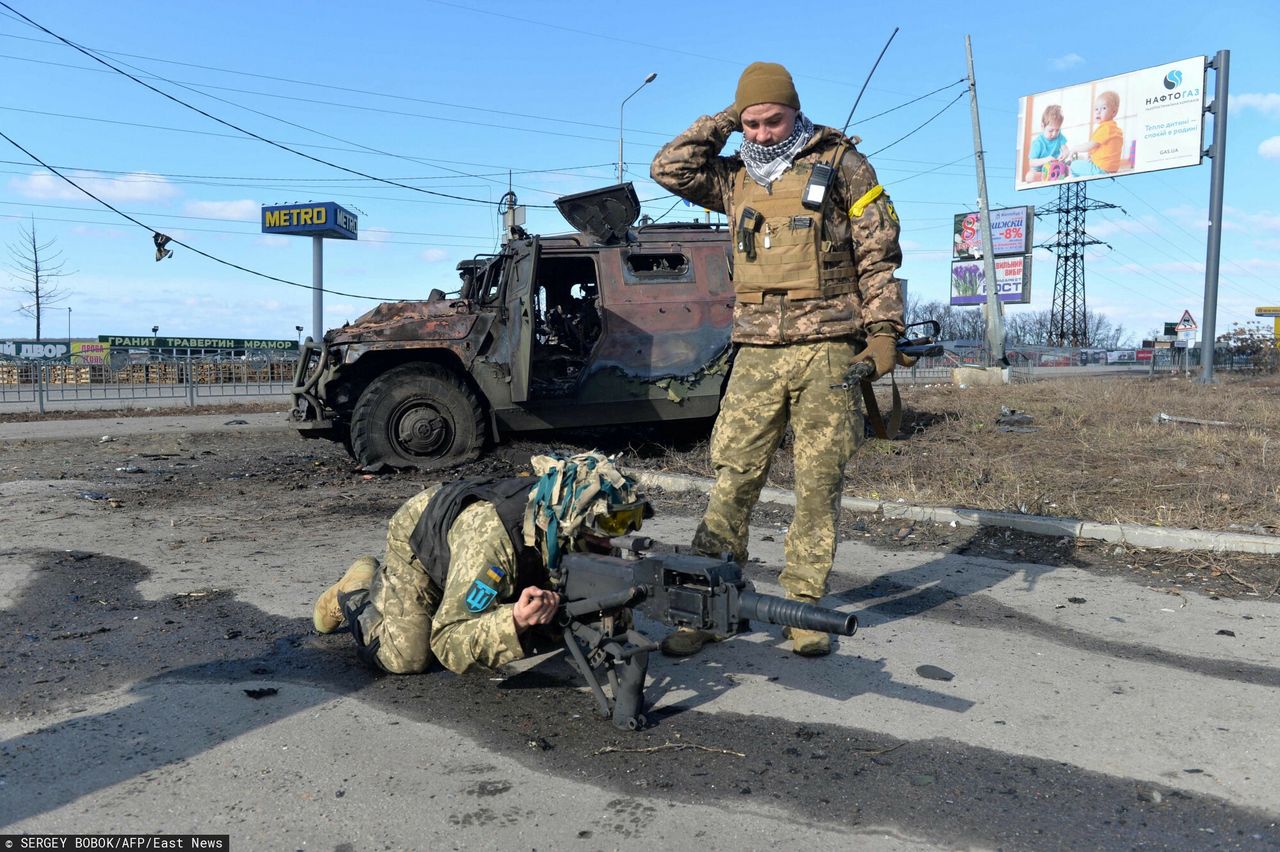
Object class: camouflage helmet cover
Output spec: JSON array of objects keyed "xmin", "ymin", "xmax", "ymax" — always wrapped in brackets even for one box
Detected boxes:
[{"xmin": 521, "ymin": 451, "xmax": 642, "ymax": 571}]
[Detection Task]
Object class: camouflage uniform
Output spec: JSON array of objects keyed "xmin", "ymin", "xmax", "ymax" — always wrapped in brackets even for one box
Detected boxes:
[
  {"xmin": 652, "ymin": 109, "xmax": 904, "ymax": 602},
  {"xmin": 344, "ymin": 485, "xmax": 529, "ymax": 675}
]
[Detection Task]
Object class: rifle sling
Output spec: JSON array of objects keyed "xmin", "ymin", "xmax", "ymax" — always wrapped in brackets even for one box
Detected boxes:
[{"xmin": 859, "ymin": 373, "xmax": 902, "ymax": 440}]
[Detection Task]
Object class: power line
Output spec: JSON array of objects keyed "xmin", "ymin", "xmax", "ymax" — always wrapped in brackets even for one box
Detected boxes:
[
  {"xmin": 0, "ymin": 40, "xmax": 676, "ymax": 139},
  {"xmin": 1114, "ymin": 178, "xmax": 1277, "ymax": 296},
  {"xmin": 0, "ymin": 2, "xmax": 561, "ymax": 208},
  {"xmin": 0, "ymin": 127, "xmax": 403, "ymax": 301},
  {"xmin": 0, "ymin": 158, "xmax": 614, "ymax": 185},
  {"xmin": 866, "ymin": 90, "xmax": 968, "ymax": 157},
  {"xmin": 0, "ymin": 199, "xmax": 496, "ymax": 242},
  {"xmin": 853, "ymin": 78, "xmax": 967, "ymax": 126},
  {"xmin": 0, "ymin": 211, "xmax": 500, "ymax": 250},
  {"xmin": 887, "ymin": 154, "xmax": 974, "ymax": 187}
]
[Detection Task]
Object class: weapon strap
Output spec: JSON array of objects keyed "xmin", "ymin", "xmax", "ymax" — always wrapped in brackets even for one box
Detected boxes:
[{"xmin": 859, "ymin": 373, "xmax": 902, "ymax": 440}]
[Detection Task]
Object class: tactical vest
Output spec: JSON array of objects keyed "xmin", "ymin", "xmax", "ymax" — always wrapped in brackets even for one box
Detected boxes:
[
  {"xmin": 408, "ymin": 477, "xmax": 548, "ymax": 593},
  {"xmin": 731, "ymin": 144, "xmax": 857, "ymax": 303}
]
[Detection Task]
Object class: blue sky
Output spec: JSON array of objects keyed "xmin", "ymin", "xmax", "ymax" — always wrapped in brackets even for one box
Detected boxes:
[{"xmin": 1, "ymin": 0, "xmax": 1277, "ymax": 345}]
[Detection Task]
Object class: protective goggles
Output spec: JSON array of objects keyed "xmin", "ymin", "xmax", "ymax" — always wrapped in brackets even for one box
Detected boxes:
[{"xmin": 591, "ymin": 499, "xmax": 651, "ymax": 537}]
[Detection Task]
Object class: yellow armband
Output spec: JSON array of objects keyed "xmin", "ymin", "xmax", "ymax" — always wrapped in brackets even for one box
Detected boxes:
[{"xmin": 849, "ymin": 184, "xmax": 884, "ymax": 218}]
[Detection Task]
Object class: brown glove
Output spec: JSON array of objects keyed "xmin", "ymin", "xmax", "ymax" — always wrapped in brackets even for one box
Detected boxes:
[{"xmin": 852, "ymin": 334, "xmax": 899, "ymax": 381}]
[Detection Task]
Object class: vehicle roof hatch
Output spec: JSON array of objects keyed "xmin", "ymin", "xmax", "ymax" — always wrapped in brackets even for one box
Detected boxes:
[{"xmin": 554, "ymin": 183, "xmax": 640, "ymax": 244}]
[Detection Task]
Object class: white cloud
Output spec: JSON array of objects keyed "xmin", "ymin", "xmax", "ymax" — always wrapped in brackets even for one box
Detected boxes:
[
  {"xmin": 9, "ymin": 170, "xmax": 179, "ymax": 203},
  {"xmin": 1231, "ymin": 93, "xmax": 1280, "ymax": 118},
  {"xmin": 361, "ymin": 227, "xmax": 393, "ymax": 244},
  {"xmin": 254, "ymin": 235, "xmax": 292, "ymax": 248},
  {"xmin": 1259, "ymin": 136, "xmax": 1280, "ymax": 160},
  {"xmin": 1087, "ymin": 219, "xmax": 1147, "ymax": 239},
  {"xmin": 1225, "ymin": 206, "xmax": 1280, "ymax": 233},
  {"xmin": 69, "ymin": 224, "xmax": 132, "ymax": 240},
  {"xmin": 1049, "ymin": 53, "xmax": 1084, "ymax": 71},
  {"xmin": 421, "ymin": 248, "xmax": 449, "ymax": 263},
  {"xmin": 183, "ymin": 199, "xmax": 260, "ymax": 221}
]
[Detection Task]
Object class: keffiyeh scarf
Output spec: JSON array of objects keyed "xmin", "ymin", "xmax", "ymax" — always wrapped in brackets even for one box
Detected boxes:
[{"xmin": 738, "ymin": 113, "xmax": 814, "ymax": 187}]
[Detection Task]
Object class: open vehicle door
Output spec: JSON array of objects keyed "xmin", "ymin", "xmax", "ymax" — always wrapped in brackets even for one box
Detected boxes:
[
  {"xmin": 505, "ymin": 236, "xmax": 540, "ymax": 403},
  {"xmin": 554, "ymin": 183, "xmax": 639, "ymax": 245}
]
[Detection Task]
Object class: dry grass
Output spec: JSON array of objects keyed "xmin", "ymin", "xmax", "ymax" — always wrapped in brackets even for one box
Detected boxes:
[{"xmin": 656, "ymin": 374, "xmax": 1280, "ymax": 535}]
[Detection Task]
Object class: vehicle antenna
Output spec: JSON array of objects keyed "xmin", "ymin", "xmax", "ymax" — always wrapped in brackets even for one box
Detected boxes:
[{"xmin": 842, "ymin": 27, "xmax": 900, "ymax": 135}]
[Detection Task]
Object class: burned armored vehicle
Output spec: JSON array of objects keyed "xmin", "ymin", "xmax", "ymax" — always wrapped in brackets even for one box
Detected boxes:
[{"xmin": 289, "ymin": 185, "xmax": 734, "ymax": 471}]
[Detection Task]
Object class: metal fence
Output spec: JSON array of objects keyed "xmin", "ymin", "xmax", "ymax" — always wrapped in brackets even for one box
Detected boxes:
[
  {"xmin": 0, "ymin": 351, "xmax": 297, "ymax": 413},
  {"xmin": 2, "ymin": 343, "xmax": 1273, "ymax": 413}
]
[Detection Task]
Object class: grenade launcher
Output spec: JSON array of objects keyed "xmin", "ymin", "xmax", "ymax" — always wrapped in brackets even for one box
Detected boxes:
[{"xmin": 555, "ymin": 537, "xmax": 857, "ymax": 730}]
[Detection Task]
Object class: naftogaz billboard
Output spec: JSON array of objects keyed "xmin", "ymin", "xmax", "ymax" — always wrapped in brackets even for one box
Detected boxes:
[{"xmin": 1015, "ymin": 56, "xmax": 1206, "ymax": 191}]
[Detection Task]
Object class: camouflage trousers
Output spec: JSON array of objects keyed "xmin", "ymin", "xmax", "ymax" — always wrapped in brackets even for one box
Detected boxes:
[
  {"xmin": 692, "ymin": 340, "xmax": 863, "ymax": 601},
  {"xmin": 343, "ymin": 485, "xmax": 444, "ymax": 674}
]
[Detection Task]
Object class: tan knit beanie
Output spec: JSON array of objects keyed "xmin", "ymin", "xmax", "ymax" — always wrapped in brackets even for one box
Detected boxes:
[{"xmin": 734, "ymin": 62, "xmax": 800, "ymax": 114}]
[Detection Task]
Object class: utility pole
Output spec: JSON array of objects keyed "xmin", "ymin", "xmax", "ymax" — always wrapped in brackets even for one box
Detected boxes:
[
  {"xmin": 965, "ymin": 35, "xmax": 1005, "ymax": 366},
  {"xmin": 1198, "ymin": 49, "xmax": 1230, "ymax": 384}
]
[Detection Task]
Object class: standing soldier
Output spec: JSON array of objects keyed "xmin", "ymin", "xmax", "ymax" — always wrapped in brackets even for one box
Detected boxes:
[{"xmin": 650, "ymin": 61, "xmax": 905, "ymax": 657}]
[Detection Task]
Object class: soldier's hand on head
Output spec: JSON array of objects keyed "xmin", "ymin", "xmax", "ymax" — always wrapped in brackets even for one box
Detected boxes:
[
  {"xmin": 719, "ymin": 104, "xmax": 741, "ymax": 131},
  {"xmin": 852, "ymin": 334, "xmax": 899, "ymax": 381},
  {"xmin": 512, "ymin": 586, "xmax": 561, "ymax": 632}
]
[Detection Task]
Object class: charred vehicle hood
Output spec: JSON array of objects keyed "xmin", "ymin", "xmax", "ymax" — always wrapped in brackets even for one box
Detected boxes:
[{"xmin": 327, "ymin": 299, "xmax": 485, "ymax": 345}]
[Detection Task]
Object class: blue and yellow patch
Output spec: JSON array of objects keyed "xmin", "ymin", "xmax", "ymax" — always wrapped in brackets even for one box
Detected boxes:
[
  {"xmin": 485, "ymin": 565, "xmax": 505, "ymax": 585},
  {"xmin": 465, "ymin": 579, "xmax": 499, "ymax": 613}
]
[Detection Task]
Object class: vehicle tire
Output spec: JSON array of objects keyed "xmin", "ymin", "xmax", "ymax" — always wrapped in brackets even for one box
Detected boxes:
[
  {"xmin": 338, "ymin": 426, "xmax": 355, "ymax": 461},
  {"xmin": 349, "ymin": 363, "xmax": 485, "ymax": 472}
]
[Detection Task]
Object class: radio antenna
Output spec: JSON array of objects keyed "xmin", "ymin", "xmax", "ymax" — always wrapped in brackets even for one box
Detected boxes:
[{"xmin": 842, "ymin": 27, "xmax": 900, "ymax": 134}]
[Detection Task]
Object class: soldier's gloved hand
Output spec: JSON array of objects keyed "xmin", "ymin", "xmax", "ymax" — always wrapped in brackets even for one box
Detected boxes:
[
  {"xmin": 513, "ymin": 587, "xmax": 560, "ymax": 632},
  {"xmin": 718, "ymin": 104, "xmax": 741, "ymax": 132},
  {"xmin": 852, "ymin": 334, "xmax": 899, "ymax": 381}
]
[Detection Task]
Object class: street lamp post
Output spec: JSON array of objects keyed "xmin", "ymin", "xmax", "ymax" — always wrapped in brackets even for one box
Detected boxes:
[
  {"xmin": 152, "ymin": 325, "xmax": 159, "ymax": 337},
  {"xmin": 67, "ymin": 306, "xmax": 71, "ymax": 342},
  {"xmin": 296, "ymin": 325, "xmax": 304, "ymax": 344},
  {"xmin": 618, "ymin": 72, "xmax": 657, "ymax": 183}
]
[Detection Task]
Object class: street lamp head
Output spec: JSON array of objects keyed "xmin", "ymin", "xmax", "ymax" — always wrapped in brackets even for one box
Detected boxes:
[
  {"xmin": 619, "ymin": 73, "xmax": 660, "ymax": 183},
  {"xmin": 151, "ymin": 325, "xmax": 159, "ymax": 335}
]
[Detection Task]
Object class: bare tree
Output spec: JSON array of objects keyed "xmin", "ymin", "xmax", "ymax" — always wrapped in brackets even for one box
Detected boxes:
[{"xmin": 7, "ymin": 216, "xmax": 73, "ymax": 340}]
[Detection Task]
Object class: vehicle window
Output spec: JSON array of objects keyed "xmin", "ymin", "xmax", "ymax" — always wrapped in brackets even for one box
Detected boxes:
[{"xmin": 622, "ymin": 251, "xmax": 693, "ymax": 284}]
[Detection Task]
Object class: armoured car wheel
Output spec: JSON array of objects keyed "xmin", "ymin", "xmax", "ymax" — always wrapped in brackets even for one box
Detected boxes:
[{"xmin": 350, "ymin": 363, "xmax": 485, "ymax": 472}]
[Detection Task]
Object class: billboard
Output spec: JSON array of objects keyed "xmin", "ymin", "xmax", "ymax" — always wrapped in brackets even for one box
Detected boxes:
[
  {"xmin": 98, "ymin": 336, "xmax": 298, "ymax": 351},
  {"xmin": 261, "ymin": 202, "xmax": 358, "ymax": 239},
  {"xmin": 0, "ymin": 339, "xmax": 70, "ymax": 360},
  {"xmin": 1015, "ymin": 56, "xmax": 1206, "ymax": 191},
  {"xmin": 950, "ymin": 255, "xmax": 1032, "ymax": 306},
  {"xmin": 953, "ymin": 206, "xmax": 1034, "ymax": 260},
  {"xmin": 71, "ymin": 341, "xmax": 111, "ymax": 365}
]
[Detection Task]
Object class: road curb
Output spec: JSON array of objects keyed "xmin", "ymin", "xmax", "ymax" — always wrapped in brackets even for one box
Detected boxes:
[{"xmin": 636, "ymin": 470, "xmax": 1280, "ymax": 556}]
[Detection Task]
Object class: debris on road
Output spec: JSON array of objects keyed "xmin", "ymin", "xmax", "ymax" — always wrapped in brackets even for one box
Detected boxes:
[{"xmin": 916, "ymin": 665, "xmax": 955, "ymax": 682}]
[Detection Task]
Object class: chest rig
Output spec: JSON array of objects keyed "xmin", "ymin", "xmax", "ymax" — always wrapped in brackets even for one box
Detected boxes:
[
  {"xmin": 409, "ymin": 477, "xmax": 549, "ymax": 593},
  {"xmin": 731, "ymin": 143, "xmax": 856, "ymax": 303}
]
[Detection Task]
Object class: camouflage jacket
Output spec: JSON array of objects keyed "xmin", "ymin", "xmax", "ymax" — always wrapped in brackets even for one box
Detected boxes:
[
  {"xmin": 651, "ymin": 110, "xmax": 904, "ymax": 344},
  {"xmin": 426, "ymin": 499, "xmax": 529, "ymax": 674}
]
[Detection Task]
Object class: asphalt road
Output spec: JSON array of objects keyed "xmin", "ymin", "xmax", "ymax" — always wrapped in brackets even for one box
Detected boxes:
[{"xmin": 1, "ymin": 415, "xmax": 1277, "ymax": 850}]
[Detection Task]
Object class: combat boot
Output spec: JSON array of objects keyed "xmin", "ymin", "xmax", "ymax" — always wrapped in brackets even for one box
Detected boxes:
[
  {"xmin": 312, "ymin": 556, "xmax": 378, "ymax": 633},
  {"xmin": 788, "ymin": 628, "xmax": 831, "ymax": 657},
  {"xmin": 782, "ymin": 592, "xmax": 832, "ymax": 657},
  {"xmin": 659, "ymin": 628, "xmax": 720, "ymax": 657}
]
